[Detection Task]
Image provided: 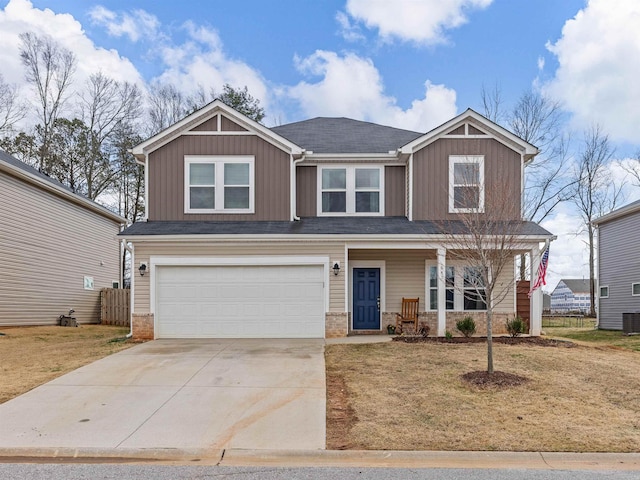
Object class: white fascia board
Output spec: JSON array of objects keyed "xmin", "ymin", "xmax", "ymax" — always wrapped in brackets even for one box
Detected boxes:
[
  {"xmin": 400, "ymin": 108, "xmax": 539, "ymax": 158},
  {"xmin": 0, "ymin": 158, "xmax": 127, "ymax": 224},
  {"xmin": 121, "ymin": 233, "xmax": 556, "ymax": 245},
  {"xmin": 131, "ymin": 100, "xmax": 303, "ymax": 159},
  {"xmin": 592, "ymin": 200, "xmax": 640, "ymax": 225}
]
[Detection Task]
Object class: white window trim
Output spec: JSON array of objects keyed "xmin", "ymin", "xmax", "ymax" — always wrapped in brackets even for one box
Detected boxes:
[
  {"xmin": 184, "ymin": 155, "xmax": 255, "ymax": 214},
  {"xmin": 599, "ymin": 285, "xmax": 609, "ymax": 298},
  {"xmin": 448, "ymin": 155, "xmax": 484, "ymax": 213},
  {"xmin": 632, "ymin": 283, "xmax": 640, "ymax": 296},
  {"xmin": 317, "ymin": 164, "xmax": 385, "ymax": 216},
  {"xmin": 425, "ymin": 261, "xmax": 487, "ymax": 312}
]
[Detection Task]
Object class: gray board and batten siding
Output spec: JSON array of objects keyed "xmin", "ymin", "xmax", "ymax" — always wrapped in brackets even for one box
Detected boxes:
[
  {"xmin": 596, "ymin": 209, "xmax": 640, "ymax": 330},
  {"xmin": 0, "ymin": 151, "xmax": 123, "ymax": 326}
]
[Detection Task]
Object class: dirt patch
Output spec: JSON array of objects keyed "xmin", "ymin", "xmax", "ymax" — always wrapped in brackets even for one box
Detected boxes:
[
  {"xmin": 0, "ymin": 325, "xmax": 135, "ymax": 404},
  {"xmin": 394, "ymin": 336, "xmax": 576, "ymax": 347},
  {"xmin": 326, "ymin": 374, "xmax": 358, "ymax": 450},
  {"xmin": 461, "ymin": 370, "xmax": 529, "ymax": 388}
]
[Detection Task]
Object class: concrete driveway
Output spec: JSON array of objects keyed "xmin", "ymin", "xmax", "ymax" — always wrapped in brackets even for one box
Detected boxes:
[{"xmin": 0, "ymin": 339, "xmax": 326, "ymax": 452}]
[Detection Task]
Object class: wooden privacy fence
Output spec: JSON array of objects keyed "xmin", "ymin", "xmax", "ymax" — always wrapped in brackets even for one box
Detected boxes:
[{"xmin": 101, "ymin": 288, "xmax": 130, "ymax": 326}]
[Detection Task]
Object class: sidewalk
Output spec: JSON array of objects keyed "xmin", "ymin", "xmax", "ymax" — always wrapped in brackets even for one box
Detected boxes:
[{"xmin": 0, "ymin": 448, "xmax": 639, "ymax": 471}]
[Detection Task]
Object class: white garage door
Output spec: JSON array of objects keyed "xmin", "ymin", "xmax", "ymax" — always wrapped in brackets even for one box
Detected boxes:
[{"xmin": 155, "ymin": 265, "xmax": 325, "ymax": 338}]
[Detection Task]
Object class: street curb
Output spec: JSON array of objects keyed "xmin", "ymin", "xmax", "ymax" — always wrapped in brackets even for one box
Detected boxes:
[{"xmin": 1, "ymin": 448, "xmax": 639, "ymax": 470}]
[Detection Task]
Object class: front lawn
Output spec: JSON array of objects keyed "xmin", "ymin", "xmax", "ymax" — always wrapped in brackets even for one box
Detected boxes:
[
  {"xmin": 326, "ymin": 339, "xmax": 640, "ymax": 452},
  {"xmin": 545, "ymin": 327, "xmax": 640, "ymax": 351},
  {"xmin": 0, "ymin": 325, "xmax": 134, "ymax": 404}
]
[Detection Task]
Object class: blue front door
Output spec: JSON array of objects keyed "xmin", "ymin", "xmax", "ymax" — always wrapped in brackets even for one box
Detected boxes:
[{"xmin": 353, "ymin": 268, "xmax": 381, "ymax": 330}]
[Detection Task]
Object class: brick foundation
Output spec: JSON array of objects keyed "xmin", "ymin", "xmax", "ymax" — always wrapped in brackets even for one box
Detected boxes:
[
  {"xmin": 325, "ymin": 312, "xmax": 349, "ymax": 338},
  {"xmin": 132, "ymin": 313, "xmax": 154, "ymax": 340}
]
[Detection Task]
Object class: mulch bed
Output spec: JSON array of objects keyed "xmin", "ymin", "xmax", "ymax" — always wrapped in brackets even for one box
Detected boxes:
[
  {"xmin": 392, "ymin": 336, "xmax": 576, "ymax": 347},
  {"xmin": 461, "ymin": 370, "xmax": 530, "ymax": 388}
]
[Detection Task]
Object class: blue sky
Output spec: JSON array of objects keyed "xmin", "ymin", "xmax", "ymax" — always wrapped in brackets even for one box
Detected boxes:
[{"xmin": 1, "ymin": 0, "xmax": 640, "ymax": 290}]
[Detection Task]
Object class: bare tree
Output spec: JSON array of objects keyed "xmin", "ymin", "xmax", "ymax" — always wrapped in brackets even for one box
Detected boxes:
[
  {"xmin": 438, "ymin": 184, "xmax": 527, "ymax": 374},
  {"xmin": 0, "ymin": 74, "xmax": 27, "ymax": 135},
  {"xmin": 147, "ymin": 83, "xmax": 187, "ymax": 135},
  {"xmin": 572, "ymin": 125, "xmax": 625, "ymax": 317},
  {"xmin": 622, "ymin": 150, "xmax": 640, "ymax": 187},
  {"xmin": 480, "ymin": 82, "xmax": 506, "ymax": 124},
  {"xmin": 481, "ymin": 86, "xmax": 572, "ymax": 279},
  {"xmin": 78, "ymin": 72, "xmax": 142, "ymax": 146},
  {"xmin": 19, "ymin": 32, "xmax": 76, "ymax": 172}
]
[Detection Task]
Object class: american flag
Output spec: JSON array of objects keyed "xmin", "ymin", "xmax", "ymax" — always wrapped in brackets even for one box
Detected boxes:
[{"xmin": 528, "ymin": 245, "xmax": 549, "ymax": 298}]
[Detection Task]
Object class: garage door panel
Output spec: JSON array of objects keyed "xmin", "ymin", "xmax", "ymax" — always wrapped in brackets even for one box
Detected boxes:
[{"xmin": 156, "ymin": 265, "xmax": 325, "ymax": 338}]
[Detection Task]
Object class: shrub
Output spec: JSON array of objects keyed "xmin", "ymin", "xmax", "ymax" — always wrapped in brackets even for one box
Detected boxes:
[
  {"xmin": 506, "ymin": 316, "xmax": 525, "ymax": 337},
  {"xmin": 456, "ymin": 316, "xmax": 476, "ymax": 338},
  {"xmin": 418, "ymin": 322, "xmax": 430, "ymax": 338},
  {"xmin": 445, "ymin": 330, "xmax": 453, "ymax": 341}
]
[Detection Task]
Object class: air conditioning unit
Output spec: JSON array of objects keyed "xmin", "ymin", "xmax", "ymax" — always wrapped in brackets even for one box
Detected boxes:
[{"xmin": 622, "ymin": 313, "xmax": 640, "ymax": 334}]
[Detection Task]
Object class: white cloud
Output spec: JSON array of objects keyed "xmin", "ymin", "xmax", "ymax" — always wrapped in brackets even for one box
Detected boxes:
[
  {"xmin": 88, "ymin": 5, "xmax": 160, "ymax": 43},
  {"xmin": 545, "ymin": 0, "xmax": 640, "ymax": 143},
  {"xmin": 335, "ymin": 11, "xmax": 364, "ymax": 42},
  {"xmin": 152, "ymin": 21, "xmax": 269, "ymax": 110},
  {"xmin": 286, "ymin": 50, "xmax": 457, "ymax": 131},
  {"xmin": 0, "ymin": 0, "xmax": 144, "ymax": 120},
  {"xmin": 343, "ymin": 0, "xmax": 493, "ymax": 45}
]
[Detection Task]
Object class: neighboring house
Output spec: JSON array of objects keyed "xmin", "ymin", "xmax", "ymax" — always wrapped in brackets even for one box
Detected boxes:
[
  {"xmin": 550, "ymin": 279, "xmax": 592, "ymax": 314},
  {"xmin": 593, "ymin": 200, "xmax": 640, "ymax": 330},
  {"xmin": 122, "ymin": 101, "xmax": 554, "ymax": 340},
  {"xmin": 0, "ymin": 149, "xmax": 125, "ymax": 326}
]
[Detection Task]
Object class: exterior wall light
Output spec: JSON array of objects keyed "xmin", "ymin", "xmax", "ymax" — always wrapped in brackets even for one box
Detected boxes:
[
  {"xmin": 139, "ymin": 263, "xmax": 147, "ymax": 276},
  {"xmin": 333, "ymin": 262, "xmax": 341, "ymax": 276}
]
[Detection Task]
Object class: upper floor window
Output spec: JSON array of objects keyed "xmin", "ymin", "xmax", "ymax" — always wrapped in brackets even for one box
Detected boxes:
[
  {"xmin": 318, "ymin": 165, "xmax": 384, "ymax": 215},
  {"xmin": 449, "ymin": 155, "xmax": 484, "ymax": 213},
  {"xmin": 633, "ymin": 283, "xmax": 640, "ymax": 296},
  {"xmin": 185, "ymin": 156, "xmax": 254, "ymax": 214},
  {"xmin": 599, "ymin": 286, "xmax": 609, "ymax": 298}
]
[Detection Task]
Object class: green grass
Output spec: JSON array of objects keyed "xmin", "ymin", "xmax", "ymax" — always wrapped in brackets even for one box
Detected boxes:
[{"xmin": 545, "ymin": 327, "xmax": 640, "ymax": 351}]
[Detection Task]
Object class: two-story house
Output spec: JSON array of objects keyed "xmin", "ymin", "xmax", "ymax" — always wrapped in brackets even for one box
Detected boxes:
[
  {"xmin": 593, "ymin": 200, "xmax": 640, "ymax": 330},
  {"xmin": 122, "ymin": 101, "xmax": 553, "ymax": 339}
]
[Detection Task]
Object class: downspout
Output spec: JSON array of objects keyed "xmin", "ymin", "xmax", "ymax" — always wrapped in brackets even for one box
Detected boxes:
[
  {"xmin": 143, "ymin": 152, "xmax": 149, "ymax": 221},
  {"xmin": 292, "ymin": 153, "xmax": 306, "ymax": 221},
  {"xmin": 121, "ymin": 239, "xmax": 134, "ymax": 339}
]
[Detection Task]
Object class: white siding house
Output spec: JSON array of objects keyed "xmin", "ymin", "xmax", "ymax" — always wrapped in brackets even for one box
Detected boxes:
[{"xmin": 550, "ymin": 279, "xmax": 592, "ymax": 314}]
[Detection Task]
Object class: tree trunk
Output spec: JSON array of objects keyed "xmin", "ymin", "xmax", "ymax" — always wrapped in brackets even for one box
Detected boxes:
[
  {"xmin": 519, "ymin": 253, "xmax": 527, "ymax": 281},
  {"xmin": 486, "ymin": 309, "xmax": 494, "ymax": 374}
]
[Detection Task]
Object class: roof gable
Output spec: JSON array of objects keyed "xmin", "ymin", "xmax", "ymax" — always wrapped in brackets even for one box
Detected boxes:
[
  {"xmin": 400, "ymin": 108, "xmax": 539, "ymax": 160},
  {"xmin": 131, "ymin": 100, "xmax": 303, "ymax": 161},
  {"xmin": 556, "ymin": 279, "xmax": 591, "ymax": 294},
  {"xmin": 0, "ymin": 149, "xmax": 125, "ymax": 224},
  {"xmin": 272, "ymin": 117, "xmax": 423, "ymax": 154}
]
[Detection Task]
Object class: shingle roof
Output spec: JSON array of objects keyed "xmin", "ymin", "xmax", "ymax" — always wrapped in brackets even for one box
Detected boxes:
[
  {"xmin": 120, "ymin": 217, "xmax": 553, "ymax": 237},
  {"xmin": 271, "ymin": 118, "xmax": 423, "ymax": 154},
  {"xmin": 558, "ymin": 279, "xmax": 591, "ymax": 294},
  {"xmin": 0, "ymin": 149, "xmax": 125, "ymax": 223}
]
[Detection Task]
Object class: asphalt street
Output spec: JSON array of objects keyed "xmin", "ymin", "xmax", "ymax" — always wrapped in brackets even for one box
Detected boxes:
[{"xmin": 1, "ymin": 465, "xmax": 639, "ymax": 480}]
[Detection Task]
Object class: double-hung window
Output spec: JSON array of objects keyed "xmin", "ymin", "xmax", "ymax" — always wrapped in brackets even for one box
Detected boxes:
[
  {"xmin": 449, "ymin": 155, "xmax": 484, "ymax": 213},
  {"xmin": 318, "ymin": 165, "xmax": 383, "ymax": 215},
  {"xmin": 463, "ymin": 266, "xmax": 487, "ymax": 310},
  {"xmin": 185, "ymin": 156, "xmax": 254, "ymax": 213},
  {"xmin": 428, "ymin": 265, "xmax": 455, "ymax": 310}
]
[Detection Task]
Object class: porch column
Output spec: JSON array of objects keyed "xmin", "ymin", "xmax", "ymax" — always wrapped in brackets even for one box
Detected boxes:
[
  {"xmin": 437, "ymin": 247, "xmax": 447, "ymax": 337},
  {"xmin": 530, "ymin": 245, "xmax": 542, "ymax": 336}
]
